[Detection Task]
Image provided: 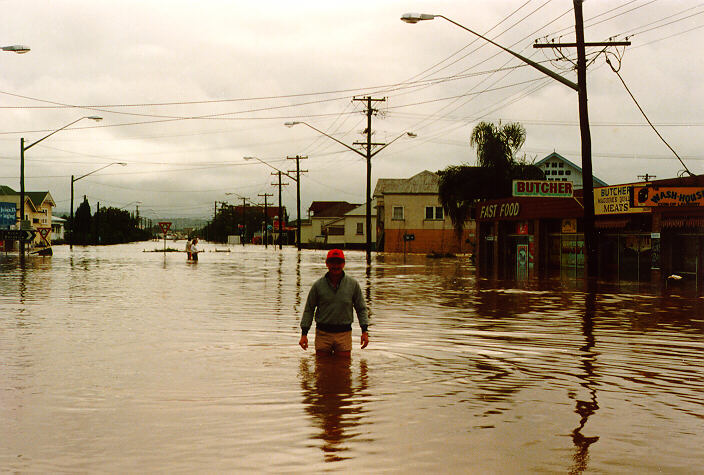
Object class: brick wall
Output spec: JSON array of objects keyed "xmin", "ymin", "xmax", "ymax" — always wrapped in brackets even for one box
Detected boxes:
[{"xmin": 384, "ymin": 228, "xmax": 475, "ymax": 254}]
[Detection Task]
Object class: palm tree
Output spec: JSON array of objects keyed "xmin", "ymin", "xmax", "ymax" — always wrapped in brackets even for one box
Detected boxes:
[{"xmin": 438, "ymin": 121, "xmax": 544, "ymax": 236}]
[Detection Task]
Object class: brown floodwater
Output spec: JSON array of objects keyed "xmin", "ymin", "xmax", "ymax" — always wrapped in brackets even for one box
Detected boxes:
[{"xmin": 1, "ymin": 242, "xmax": 703, "ymax": 473}]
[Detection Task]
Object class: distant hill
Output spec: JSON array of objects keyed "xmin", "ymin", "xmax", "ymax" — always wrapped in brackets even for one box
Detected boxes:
[
  {"xmin": 157, "ymin": 217, "xmax": 208, "ymax": 231},
  {"xmin": 54, "ymin": 210, "xmax": 208, "ymax": 232}
]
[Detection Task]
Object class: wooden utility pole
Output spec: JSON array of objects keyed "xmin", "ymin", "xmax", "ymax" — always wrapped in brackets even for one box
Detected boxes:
[
  {"xmin": 533, "ymin": 0, "xmax": 629, "ymax": 280},
  {"xmin": 637, "ymin": 174, "xmax": 656, "ymax": 182},
  {"xmin": 272, "ymin": 171, "xmax": 289, "ymax": 250},
  {"xmin": 258, "ymin": 192, "xmax": 273, "ymax": 247},
  {"xmin": 287, "ymin": 155, "xmax": 308, "ymax": 251},
  {"xmin": 240, "ymin": 197, "xmax": 247, "ymax": 246},
  {"xmin": 353, "ymin": 96, "xmax": 386, "ymax": 264}
]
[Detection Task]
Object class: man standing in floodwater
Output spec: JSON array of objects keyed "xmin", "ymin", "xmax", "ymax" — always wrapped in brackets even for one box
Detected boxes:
[
  {"xmin": 299, "ymin": 249, "xmax": 369, "ymax": 357},
  {"xmin": 186, "ymin": 238, "xmax": 193, "ymax": 260},
  {"xmin": 190, "ymin": 238, "xmax": 200, "ymax": 262}
]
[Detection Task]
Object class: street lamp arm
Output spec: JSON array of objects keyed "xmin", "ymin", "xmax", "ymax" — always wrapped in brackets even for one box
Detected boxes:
[
  {"xmin": 285, "ymin": 121, "xmax": 366, "ymax": 159},
  {"xmin": 73, "ymin": 162, "xmax": 126, "ymax": 183},
  {"xmin": 243, "ymin": 156, "xmax": 297, "ymax": 181},
  {"xmin": 24, "ymin": 116, "xmax": 102, "ymax": 151},
  {"xmin": 401, "ymin": 13, "xmax": 578, "ymax": 91},
  {"xmin": 369, "ymin": 131, "xmax": 416, "ymax": 159}
]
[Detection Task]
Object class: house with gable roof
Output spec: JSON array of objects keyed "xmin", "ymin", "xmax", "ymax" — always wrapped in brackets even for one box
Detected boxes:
[
  {"xmin": 320, "ymin": 200, "xmax": 377, "ymax": 248},
  {"xmin": 535, "ymin": 152, "xmax": 608, "ymax": 189},
  {"xmin": 374, "ymin": 170, "xmax": 474, "ymax": 254},
  {"xmin": 299, "ymin": 200, "xmax": 360, "ymax": 246},
  {"xmin": 0, "ymin": 185, "xmax": 55, "ymax": 249}
]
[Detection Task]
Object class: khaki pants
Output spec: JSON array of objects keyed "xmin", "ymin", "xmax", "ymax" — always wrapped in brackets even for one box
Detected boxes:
[{"xmin": 315, "ymin": 329, "xmax": 352, "ymax": 353}]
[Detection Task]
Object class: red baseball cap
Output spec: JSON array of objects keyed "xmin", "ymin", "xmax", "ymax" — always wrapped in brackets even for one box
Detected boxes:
[{"xmin": 326, "ymin": 249, "xmax": 345, "ymax": 261}]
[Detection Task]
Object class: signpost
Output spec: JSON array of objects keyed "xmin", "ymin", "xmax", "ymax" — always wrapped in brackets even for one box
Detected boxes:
[
  {"xmin": 0, "ymin": 229, "xmax": 36, "ymax": 242},
  {"xmin": 0, "ymin": 202, "xmax": 16, "ymax": 228},
  {"xmin": 158, "ymin": 221, "xmax": 172, "ymax": 253},
  {"xmin": 37, "ymin": 227, "xmax": 51, "ymax": 245}
]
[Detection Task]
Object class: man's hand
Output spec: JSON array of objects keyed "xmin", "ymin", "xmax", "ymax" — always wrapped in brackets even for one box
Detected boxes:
[
  {"xmin": 299, "ymin": 335, "xmax": 308, "ymax": 350},
  {"xmin": 360, "ymin": 331, "xmax": 369, "ymax": 349}
]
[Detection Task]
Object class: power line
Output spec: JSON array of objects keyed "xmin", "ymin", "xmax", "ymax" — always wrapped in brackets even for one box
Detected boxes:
[{"xmin": 606, "ymin": 56, "xmax": 694, "ymax": 176}]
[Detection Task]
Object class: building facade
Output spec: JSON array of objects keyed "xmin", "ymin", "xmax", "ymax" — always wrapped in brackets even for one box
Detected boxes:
[
  {"xmin": 475, "ymin": 174, "xmax": 704, "ymax": 290},
  {"xmin": 299, "ymin": 201, "xmax": 360, "ymax": 247},
  {"xmin": 374, "ymin": 170, "xmax": 474, "ymax": 254},
  {"xmin": 321, "ymin": 201, "xmax": 377, "ymax": 248},
  {"xmin": 535, "ymin": 152, "xmax": 608, "ymax": 189},
  {"xmin": 0, "ymin": 185, "xmax": 55, "ymax": 249}
]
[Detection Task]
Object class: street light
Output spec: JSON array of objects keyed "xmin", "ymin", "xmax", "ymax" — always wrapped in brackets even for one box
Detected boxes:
[
  {"xmin": 401, "ymin": 9, "xmax": 599, "ymax": 279},
  {"xmin": 285, "ymin": 120, "xmax": 416, "ymax": 261},
  {"xmin": 20, "ymin": 116, "xmax": 103, "ymax": 255},
  {"xmin": 1, "ymin": 45, "xmax": 30, "ymax": 54}
]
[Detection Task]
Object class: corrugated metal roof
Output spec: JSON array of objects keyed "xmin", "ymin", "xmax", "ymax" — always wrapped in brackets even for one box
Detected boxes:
[{"xmin": 374, "ymin": 170, "xmax": 439, "ymax": 196}]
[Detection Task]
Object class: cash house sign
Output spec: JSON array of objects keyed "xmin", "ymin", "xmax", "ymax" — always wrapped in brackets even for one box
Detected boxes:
[{"xmin": 631, "ymin": 186, "xmax": 704, "ymax": 207}]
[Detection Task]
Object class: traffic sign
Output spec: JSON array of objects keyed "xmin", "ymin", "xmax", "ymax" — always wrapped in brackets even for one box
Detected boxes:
[
  {"xmin": 158, "ymin": 221, "xmax": 172, "ymax": 234},
  {"xmin": 37, "ymin": 227, "xmax": 52, "ymax": 244},
  {"xmin": 0, "ymin": 229, "xmax": 36, "ymax": 242}
]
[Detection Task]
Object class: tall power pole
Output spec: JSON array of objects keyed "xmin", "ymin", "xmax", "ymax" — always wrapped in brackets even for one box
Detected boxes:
[
  {"xmin": 353, "ymin": 96, "xmax": 386, "ymax": 263},
  {"xmin": 258, "ymin": 192, "xmax": 273, "ymax": 247},
  {"xmin": 287, "ymin": 155, "xmax": 308, "ymax": 251},
  {"xmin": 534, "ymin": 0, "xmax": 629, "ymax": 280},
  {"xmin": 240, "ymin": 197, "xmax": 248, "ymax": 246},
  {"xmin": 272, "ymin": 171, "xmax": 289, "ymax": 250}
]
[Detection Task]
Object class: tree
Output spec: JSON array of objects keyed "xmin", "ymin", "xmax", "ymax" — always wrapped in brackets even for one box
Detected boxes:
[
  {"xmin": 72, "ymin": 196, "xmax": 93, "ymax": 245},
  {"xmin": 438, "ymin": 121, "xmax": 544, "ymax": 236},
  {"xmin": 67, "ymin": 197, "xmax": 151, "ymax": 245}
]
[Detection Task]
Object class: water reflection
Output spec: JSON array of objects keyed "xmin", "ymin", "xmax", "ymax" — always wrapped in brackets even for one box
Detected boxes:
[
  {"xmin": 2, "ymin": 244, "xmax": 704, "ymax": 472},
  {"xmin": 298, "ymin": 357, "xmax": 369, "ymax": 462},
  {"xmin": 569, "ymin": 292, "xmax": 600, "ymax": 475}
]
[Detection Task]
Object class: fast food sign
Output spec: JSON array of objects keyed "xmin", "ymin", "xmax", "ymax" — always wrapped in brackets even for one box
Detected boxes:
[{"xmin": 630, "ymin": 185, "xmax": 704, "ymax": 207}]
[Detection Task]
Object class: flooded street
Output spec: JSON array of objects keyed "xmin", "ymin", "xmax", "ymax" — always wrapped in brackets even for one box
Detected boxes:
[{"xmin": 1, "ymin": 242, "xmax": 703, "ymax": 473}]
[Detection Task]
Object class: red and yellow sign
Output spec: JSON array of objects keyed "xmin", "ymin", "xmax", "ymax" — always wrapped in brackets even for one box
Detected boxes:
[
  {"xmin": 595, "ymin": 184, "xmax": 649, "ymax": 215},
  {"xmin": 631, "ymin": 186, "xmax": 704, "ymax": 207}
]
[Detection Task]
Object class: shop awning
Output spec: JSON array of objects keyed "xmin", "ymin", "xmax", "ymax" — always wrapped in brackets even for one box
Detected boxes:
[
  {"xmin": 595, "ymin": 218, "xmax": 629, "ymax": 229},
  {"xmin": 661, "ymin": 217, "xmax": 704, "ymax": 228}
]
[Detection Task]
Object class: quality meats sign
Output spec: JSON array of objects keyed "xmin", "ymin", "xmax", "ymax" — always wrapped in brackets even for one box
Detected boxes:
[
  {"xmin": 595, "ymin": 184, "xmax": 649, "ymax": 215},
  {"xmin": 630, "ymin": 185, "xmax": 704, "ymax": 207}
]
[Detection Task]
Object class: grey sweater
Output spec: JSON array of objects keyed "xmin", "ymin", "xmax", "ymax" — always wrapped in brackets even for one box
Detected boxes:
[{"xmin": 300, "ymin": 272, "xmax": 368, "ymax": 335}]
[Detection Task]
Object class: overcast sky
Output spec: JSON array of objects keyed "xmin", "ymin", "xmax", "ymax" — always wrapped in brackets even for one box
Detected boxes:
[{"xmin": 1, "ymin": 0, "xmax": 702, "ymax": 220}]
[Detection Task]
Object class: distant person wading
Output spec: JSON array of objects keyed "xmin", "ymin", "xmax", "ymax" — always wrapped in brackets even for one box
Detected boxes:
[
  {"xmin": 299, "ymin": 249, "xmax": 369, "ymax": 357},
  {"xmin": 190, "ymin": 238, "xmax": 200, "ymax": 262},
  {"xmin": 186, "ymin": 238, "xmax": 193, "ymax": 260}
]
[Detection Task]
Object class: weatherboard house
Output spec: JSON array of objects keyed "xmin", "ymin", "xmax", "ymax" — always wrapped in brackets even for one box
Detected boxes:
[
  {"xmin": 0, "ymin": 185, "xmax": 55, "ymax": 249},
  {"xmin": 536, "ymin": 152, "xmax": 608, "ymax": 189}
]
